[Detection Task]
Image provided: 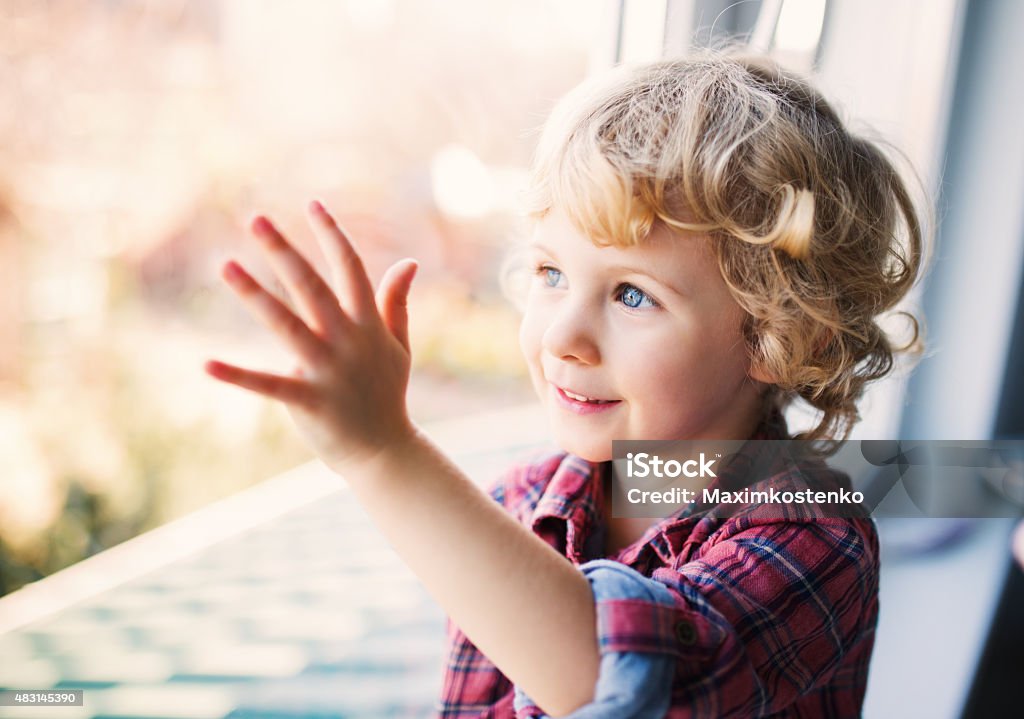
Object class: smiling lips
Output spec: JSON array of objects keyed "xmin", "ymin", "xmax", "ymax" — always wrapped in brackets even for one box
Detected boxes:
[
  {"xmin": 562, "ymin": 388, "xmax": 612, "ymax": 403},
  {"xmin": 552, "ymin": 385, "xmax": 622, "ymax": 414}
]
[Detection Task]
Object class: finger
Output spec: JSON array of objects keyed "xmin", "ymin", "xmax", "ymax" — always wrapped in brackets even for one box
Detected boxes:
[
  {"xmin": 375, "ymin": 258, "xmax": 418, "ymax": 353},
  {"xmin": 204, "ymin": 358, "xmax": 316, "ymax": 407},
  {"xmin": 306, "ymin": 200, "xmax": 378, "ymax": 324},
  {"xmin": 250, "ymin": 215, "xmax": 347, "ymax": 338},
  {"xmin": 220, "ymin": 260, "xmax": 331, "ymax": 367}
]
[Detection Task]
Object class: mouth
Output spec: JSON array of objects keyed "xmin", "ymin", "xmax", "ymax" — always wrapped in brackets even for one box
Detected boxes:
[{"xmin": 551, "ymin": 385, "xmax": 622, "ymax": 415}]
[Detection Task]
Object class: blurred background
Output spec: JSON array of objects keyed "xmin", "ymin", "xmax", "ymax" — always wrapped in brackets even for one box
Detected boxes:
[
  {"xmin": 0, "ymin": 0, "xmax": 610, "ymax": 594},
  {"xmin": 1, "ymin": 1, "xmax": 1022, "ymax": 717}
]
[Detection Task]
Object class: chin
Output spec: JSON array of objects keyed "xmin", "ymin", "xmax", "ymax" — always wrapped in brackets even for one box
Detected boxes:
[{"xmin": 552, "ymin": 431, "xmax": 613, "ymax": 463}]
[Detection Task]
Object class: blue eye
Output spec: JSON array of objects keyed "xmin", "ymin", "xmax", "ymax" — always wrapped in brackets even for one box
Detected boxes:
[
  {"xmin": 536, "ymin": 265, "xmax": 564, "ymax": 288},
  {"xmin": 617, "ymin": 284, "xmax": 657, "ymax": 309}
]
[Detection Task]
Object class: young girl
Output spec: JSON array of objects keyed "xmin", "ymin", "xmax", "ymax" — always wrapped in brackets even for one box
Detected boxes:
[{"xmin": 205, "ymin": 51, "xmax": 924, "ymax": 718}]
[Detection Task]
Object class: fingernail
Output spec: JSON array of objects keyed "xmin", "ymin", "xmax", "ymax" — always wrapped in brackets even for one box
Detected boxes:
[
  {"xmin": 252, "ymin": 216, "xmax": 272, "ymax": 234},
  {"xmin": 224, "ymin": 261, "xmax": 244, "ymax": 280},
  {"xmin": 310, "ymin": 199, "xmax": 325, "ymax": 214}
]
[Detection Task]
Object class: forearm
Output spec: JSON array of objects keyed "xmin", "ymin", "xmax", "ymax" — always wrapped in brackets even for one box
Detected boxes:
[
  {"xmin": 208, "ymin": 204, "xmax": 599, "ymax": 714},
  {"xmin": 338, "ymin": 425, "xmax": 600, "ymax": 716}
]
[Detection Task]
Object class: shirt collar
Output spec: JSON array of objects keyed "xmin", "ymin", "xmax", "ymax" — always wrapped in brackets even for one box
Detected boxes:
[
  {"xmin": 616, "ymin": 407, "xmax": 793, "ymax": 567},
  {"xmin": 529, "ymin": 454, "xmax": 605, "ymax": 563},
  {"xmin": 528, "ymin": 408, "xmax": 791, "ymax": 565}
]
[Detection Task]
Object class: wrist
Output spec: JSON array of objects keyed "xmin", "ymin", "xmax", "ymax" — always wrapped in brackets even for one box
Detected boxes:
[{"xmin": 329, "ymin": 416, "xmax": 422, "ymax": 480}]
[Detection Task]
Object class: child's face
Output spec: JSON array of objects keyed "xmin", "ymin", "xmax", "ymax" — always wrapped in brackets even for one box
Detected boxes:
[{"xmin": 519, "ymin": 208, "xmax": 768, "ymax": 462}]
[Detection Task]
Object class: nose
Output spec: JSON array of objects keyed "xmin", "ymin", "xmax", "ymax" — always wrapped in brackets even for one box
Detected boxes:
[{"xmin": 541, "ymin": 297, "xmax": 601, "ymax": 365}]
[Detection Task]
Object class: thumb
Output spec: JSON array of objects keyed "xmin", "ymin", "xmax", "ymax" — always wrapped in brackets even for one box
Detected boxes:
[{"xmin": 375, "ymin": 258, "xmax": 418, "ymax": 352}]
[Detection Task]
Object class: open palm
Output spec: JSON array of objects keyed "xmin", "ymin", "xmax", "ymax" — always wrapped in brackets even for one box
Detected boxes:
[{"xmin": 204, "ymin": 200, "xmax": 419, "ymax": 473}]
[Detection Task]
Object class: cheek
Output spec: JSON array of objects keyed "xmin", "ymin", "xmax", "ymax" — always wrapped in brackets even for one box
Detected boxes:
[
  {"xmin": 612, "ymin": 324, "xmax": 743, "ymax": 404},
  {"xmin": 519, "ymin": 310, "xmax": 550, "ymax": 401},
  {"xmin": 518, "ymin": 305, "xmax": 544, "ymax": 372},
  {"xmin": 627, "ymin": 350, "xmax": 697, "ymax": 398},
  {"xmin": 619, "ymin": 319, "xmax": 693, "ymax": 369},
  {"xmin": 518, "ymin": 311, "xmax": 535, "ymax": 362}
]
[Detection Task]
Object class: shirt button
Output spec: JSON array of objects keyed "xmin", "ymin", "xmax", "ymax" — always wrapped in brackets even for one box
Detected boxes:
[{"xmin": 675, "ymin": 619, "xmax": 698, "ymax": 646}]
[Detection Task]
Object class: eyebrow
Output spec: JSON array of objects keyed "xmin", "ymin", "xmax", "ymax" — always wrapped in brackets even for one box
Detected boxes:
[{"xmin": 528, "ymin": 242, "xmax": 690, "ymax": 298}]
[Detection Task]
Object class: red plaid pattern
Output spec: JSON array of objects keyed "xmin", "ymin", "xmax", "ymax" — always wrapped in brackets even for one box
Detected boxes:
[{"xmin": 437, "ymin": 411, "xmax": 879, "ymax": 718}]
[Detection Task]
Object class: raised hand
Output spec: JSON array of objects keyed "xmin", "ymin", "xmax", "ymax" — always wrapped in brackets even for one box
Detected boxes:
[
  {"xmin": 204, "ymin": 200, "xmax": 419, "ymax": 474},
  {"xmin": 207, "ymin": 202, "xmax": 603, "ymax": 716}
]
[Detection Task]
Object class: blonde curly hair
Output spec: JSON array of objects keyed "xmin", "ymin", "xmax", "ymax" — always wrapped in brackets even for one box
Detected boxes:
[{"xmin": 519, "ymin": 51, "xmax": 928, "ymax": 449}]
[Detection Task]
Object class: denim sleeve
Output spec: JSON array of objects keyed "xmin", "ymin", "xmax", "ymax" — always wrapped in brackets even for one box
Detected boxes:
[{"xmin": 512, "ymin": 559, "xmax": 677, "ymax": 719}]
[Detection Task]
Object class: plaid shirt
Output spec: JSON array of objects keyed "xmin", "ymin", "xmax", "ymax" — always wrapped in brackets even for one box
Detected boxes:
[{"xmin": 436, "ymin": 411, "xmax": 880, "ymax": 718}]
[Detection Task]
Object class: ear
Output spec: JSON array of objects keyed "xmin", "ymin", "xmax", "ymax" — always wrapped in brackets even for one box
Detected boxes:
[
  {"xmin": 746, "ymin": 340, "xmax": 778, "ymax": 386},
  {"xmin": 749, "ymin": 363, "xmax": 779, "ymax": 385},
  {"xmin": 747, "ymin": 328, "xmax": 831, "ymax": 386}
]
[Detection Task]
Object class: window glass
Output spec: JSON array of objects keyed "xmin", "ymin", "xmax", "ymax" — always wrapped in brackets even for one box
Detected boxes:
[{"xmin": 0, "ymin": 0, "xmax": 603, "ymax": 594}]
